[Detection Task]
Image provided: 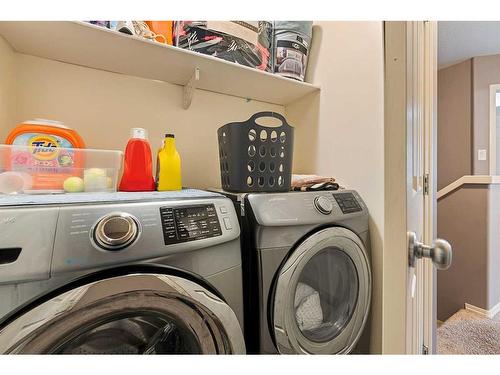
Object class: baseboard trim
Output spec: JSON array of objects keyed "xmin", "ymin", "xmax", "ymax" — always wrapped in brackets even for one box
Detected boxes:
[{"xmin": 465, "ymin": 302, "xmax": 500, "ymax": 318}]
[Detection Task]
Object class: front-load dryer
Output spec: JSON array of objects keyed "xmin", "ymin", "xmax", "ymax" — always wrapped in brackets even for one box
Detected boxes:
[
  {"xmin": 0, "ymin": 190, "xmax": 245, "ymax": 354},
  {"xmin": 220, "ymin": 190, "xmax": 372, "ymax": 354}
]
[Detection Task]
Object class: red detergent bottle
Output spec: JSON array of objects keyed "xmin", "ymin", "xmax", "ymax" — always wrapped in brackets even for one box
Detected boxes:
[{"xmin": 119, "ymin": 128, "xmax": 155, "ymax": 191}]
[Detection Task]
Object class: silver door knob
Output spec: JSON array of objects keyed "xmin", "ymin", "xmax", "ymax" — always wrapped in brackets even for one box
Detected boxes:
[{"xmin": 408, "ymin": 232, "xmax": 452, "ymax": 270}]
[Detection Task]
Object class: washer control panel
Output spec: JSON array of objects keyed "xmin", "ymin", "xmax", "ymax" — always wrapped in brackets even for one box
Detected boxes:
[
  {"xmin": 333, "ymin": 192, "xmax": 362, "ymax": 214},
  {"xmin": 160, "ymin": 204, "xmax": 222, "ymax": 245}
]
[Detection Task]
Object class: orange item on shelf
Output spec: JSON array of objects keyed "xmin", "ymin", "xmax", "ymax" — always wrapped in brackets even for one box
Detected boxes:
[
  {"xmin": 119, "ymin": 128, "xmax": 155, "ymax": 192},
  {"xmin": 145, "ymin": 21, "xmax": 173, "ymax": 45},
  {"xmin": 4, "ymin": 119, "xmax": 86, "ymax": 190}
]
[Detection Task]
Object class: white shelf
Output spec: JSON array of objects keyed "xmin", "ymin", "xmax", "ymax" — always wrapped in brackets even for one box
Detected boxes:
[{"xmin": 0, "ymin": 21, "xmax": 320, "ymax": 107}]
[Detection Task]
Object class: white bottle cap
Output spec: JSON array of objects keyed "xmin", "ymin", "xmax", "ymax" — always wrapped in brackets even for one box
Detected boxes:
[{"xmin": 131, "ymin": 128, "xmax": 147, "ymax": 139}]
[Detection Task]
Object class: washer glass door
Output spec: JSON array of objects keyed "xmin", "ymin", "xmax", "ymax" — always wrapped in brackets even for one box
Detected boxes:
[
  {"xmin": 0, "ymin": 274, "xmax": 245, "ymax": 354},
  {"xmin": 54, "ymin": 311, "xmax": 202, "ymax": 354},
  {"xmin": 272, "ymin": 227, "xmax": 371, "ymax": 354}
]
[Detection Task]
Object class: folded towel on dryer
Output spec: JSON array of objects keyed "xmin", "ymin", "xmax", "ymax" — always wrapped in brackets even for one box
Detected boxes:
[
  {"xmin": 291, "ymin": 174, "xmax": 340, "ymax": 191},
  {"xmin": 294, "ymin": 282, "xmax": 323, "ymax": 331}
]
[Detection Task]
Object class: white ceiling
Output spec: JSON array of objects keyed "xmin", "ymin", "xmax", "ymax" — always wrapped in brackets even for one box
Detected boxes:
[{"xmin": 438, "ymin": 21, "xmax": 500, "ymax": 69}]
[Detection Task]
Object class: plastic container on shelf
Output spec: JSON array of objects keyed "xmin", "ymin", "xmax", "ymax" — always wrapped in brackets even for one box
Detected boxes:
[
  {"xmin": 145, "ymin": 21, "xmax": 173, "ymax": 45},
  {"xmin": 5, "ymin": 119, "xmax": 86, "ymax": 190},
  {"xmin": 0, "ymin": 145, "xmax": 122, "ymax": 194},
  {"xmin": 273, "ymin": 21, "xmax": 313, "ymax": 82}
]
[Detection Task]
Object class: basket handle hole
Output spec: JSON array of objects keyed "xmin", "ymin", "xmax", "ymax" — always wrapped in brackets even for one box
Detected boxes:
[
  {"xmin": 248, "ymin": 129, "xmax": 257, "ymax": 142},
  {"xmin": 259, "ymin": 130, "xmax": 268, "ymax": 141},
  {"xmin": 280, "ymin": 132, "xmax": 287, "ymax": 143},
  {"xmin": 259, "ymin": 146, "xmax": 267, "ymax": 157},
  {"xmin": 255, "ymin": 116, "xmax": 284, "ymax": 128},
  {"xmin": 248, "ymin": 145, "xmax": 256, "ymax": 157}
]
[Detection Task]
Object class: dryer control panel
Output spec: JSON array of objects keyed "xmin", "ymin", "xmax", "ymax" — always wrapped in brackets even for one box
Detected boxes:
[
  {"xmin": 160, "ymin": 204, "xmax": 222, "ymax": 245},
  {"xmin": 333, "ymin": 192, "xmax": 363, "ymax": 214},
  {"xmin": 245, "ymin": 190, "xmax": 368, "ymax": 227}
]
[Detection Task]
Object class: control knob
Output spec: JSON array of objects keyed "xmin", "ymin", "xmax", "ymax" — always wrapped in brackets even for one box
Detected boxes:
[
  {"xmin": 93, "ymin": 212, "xmax": 139, "ymax": 250},
  {"xmin": 314, "ymin": 196, "xmax": 333, "ymax": 215}
]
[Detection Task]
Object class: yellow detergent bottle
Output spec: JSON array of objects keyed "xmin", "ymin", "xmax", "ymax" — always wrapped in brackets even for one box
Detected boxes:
[{"xmin": 157, "ymin": 134, "xmax": 182, "ymax": 191}]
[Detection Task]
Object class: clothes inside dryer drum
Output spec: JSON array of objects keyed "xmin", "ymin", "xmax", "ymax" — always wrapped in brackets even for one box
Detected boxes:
[
  {"xmin": 294, "ymin": 248, "xmax": 359, "ymax": 343},
  {"xmin": 294, "ymin": 283, "xmax": 323, "ymax": 331}
]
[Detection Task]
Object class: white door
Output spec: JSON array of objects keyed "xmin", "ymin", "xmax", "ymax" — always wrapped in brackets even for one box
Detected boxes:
[{"xmin": 384, "ymin": 21, "xmax": 452, "ymax": 354}]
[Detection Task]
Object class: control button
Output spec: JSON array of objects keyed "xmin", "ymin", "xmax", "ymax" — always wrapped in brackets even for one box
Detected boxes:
[
  {"xmin": 219, "ymin": 206, "xmax": 228, "ymax": 214},
  {"xmin": 314, "ymin": 196, "xmax": 333, "ymax": 215},
  {"xmin": 223, "ymin": 217, "xmax": 232, "ymax": 230}
]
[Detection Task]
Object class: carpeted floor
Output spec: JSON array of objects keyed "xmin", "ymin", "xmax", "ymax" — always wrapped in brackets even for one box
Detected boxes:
[{"xmin": 437, "ymin": 309, "xmax": 500, "ymax": 354}]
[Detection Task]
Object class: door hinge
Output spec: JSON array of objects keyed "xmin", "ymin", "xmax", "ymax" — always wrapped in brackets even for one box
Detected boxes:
[
  {"xmin": 422, "ymin": 345, "xmax": 429, "ymax": 355},
  {"xmin": 423, "ymin": 174, "xmax": 429, "ymax": 195}
]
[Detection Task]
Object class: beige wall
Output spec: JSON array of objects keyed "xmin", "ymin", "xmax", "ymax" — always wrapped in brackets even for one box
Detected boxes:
[
  {"xmin": 4, "ymin": 53, "xmax": 283, "ymax": 189},
  {"xmin": 472, "ymin": 54, "xmax": 500, "ymax": 175},
  {"xmin": 437, "ymin": 55, "xmax": 500, "ymax": 317},
  {"xmin": 437, "ymin": 186, "xmax": 489, "ymax": 319},
  {"xmin": 0, "ymin": 37, "xmax": 16, "ymax": 136},
  {"xmin": 437, "ymin": 54, "xmax": 500, "ymax": 183},
  {"xmin": 289, "ymin": 21, "xmax": 385, "ymax": 353},
  {"xmin": 438, "ymin": 184, "xmax": 500, "ymax": 317},
  {"xmin": 437, "ymin": 60, "xmax": 472, "ymax": 190}
]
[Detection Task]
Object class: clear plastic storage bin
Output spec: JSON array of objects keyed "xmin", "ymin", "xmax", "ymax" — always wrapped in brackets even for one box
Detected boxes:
[{"xmin": 0, "ymin": 145, "xmax": 123, "ymax": 194}]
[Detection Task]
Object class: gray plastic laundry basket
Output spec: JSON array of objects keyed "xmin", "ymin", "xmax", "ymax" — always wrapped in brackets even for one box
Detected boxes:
[{"xmin": 217, "ymin": 112, "xmax": 294, "ymax": 192}]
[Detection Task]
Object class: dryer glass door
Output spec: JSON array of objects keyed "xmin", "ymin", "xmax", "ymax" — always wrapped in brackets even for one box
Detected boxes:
[
  {"xmin": 294, "ymin": 248, "xmax": 359, "ymax": 343},
  {"xmin": 0, "ymin": 274, "xmax": 245, "ymax": 354},
  {"xmin": 272, "ymin": 227, "xmax": 371, "ymax": 354}
]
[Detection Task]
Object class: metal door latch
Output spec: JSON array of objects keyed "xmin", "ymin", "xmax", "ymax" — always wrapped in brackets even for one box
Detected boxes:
[{"xmin": 408, "ymin": 232, "xmax": 452, "ymax": 270}]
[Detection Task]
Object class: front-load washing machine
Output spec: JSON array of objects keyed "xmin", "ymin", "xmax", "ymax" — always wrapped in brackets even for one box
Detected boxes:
[
  {"xmin": 220, "ymin": 190, "xmax": 372, "ymax": 354},
  {"xmin": 0, "ymin": 190, "xmax": 245, "ymax": 354}
]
